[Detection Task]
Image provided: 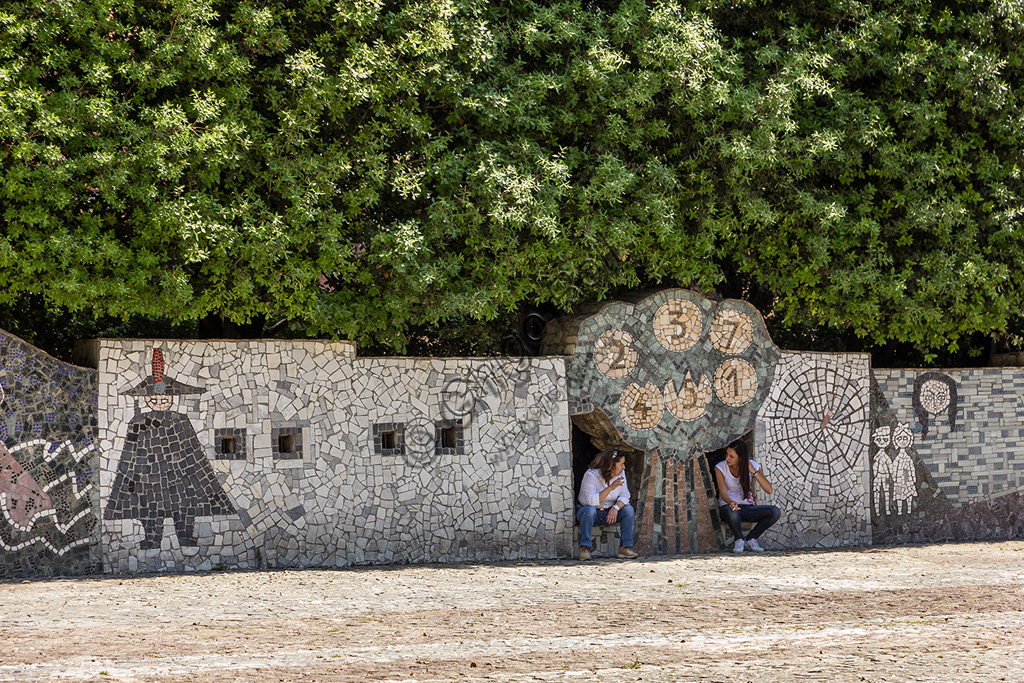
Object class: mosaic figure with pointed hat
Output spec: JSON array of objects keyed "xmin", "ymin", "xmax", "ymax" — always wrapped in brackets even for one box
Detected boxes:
[{"xmin": 104, "ymin": 349, "xmax": 235, "ymax": 549}]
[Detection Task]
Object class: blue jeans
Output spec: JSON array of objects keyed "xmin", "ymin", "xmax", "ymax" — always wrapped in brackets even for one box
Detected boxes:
[
  {"xmin": 718, "ymin": 504, "xmax": 781, "ymax": 541},
  {"xmin": 576, "ymin": 503, "xmax": 635, "ymax": 548}
]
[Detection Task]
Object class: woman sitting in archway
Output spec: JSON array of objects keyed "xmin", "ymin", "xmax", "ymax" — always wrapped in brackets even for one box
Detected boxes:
[
  {"xmin": 714, "ymin": 440, "xmax": 781, "ymax": 552},
  {"xmin": 576, "ymin": 449, "xmax": 639, "ymax": 560}
]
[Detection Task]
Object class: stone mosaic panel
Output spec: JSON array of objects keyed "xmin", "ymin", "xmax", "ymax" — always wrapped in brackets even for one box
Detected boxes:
[
  {"xmin": 102, "ymin": 348, "xmax": 241, "ymax": 566},
  {"xmin": 565, "ymin": 290, "xmax": 781, "ymax": 460},
  {"xmin": 874, "ymin": 368, "xmax": 1024, "ymax": 508},
  {"xmin": 693, "ymin": 456, "xmax": 721, "ymax": 553},
  {"xmin": 874, "ymin": 491, "xmax": 1024, "ymax": 544},
  {"xmin": 99, "ymin": 341, "xmax": 572, "ymax": 571},
  {"xmin": 0, "ymin": 330, "xmax": 100, "ymax": 578},
  {"xmin": 434, "ymin": 419, "xmax": 465, "ymax": 456},
  {"xmin": 13, "ymin": 297, "xmax": 1024, "ymax": 576},
  {"xmin": 868, "ymin": 373, "xmax": 951, "ymax": 540},
  {"xmin": 620, "ymin": 382, "xmax": 665, "ymax": 430},
  {"xmin": 272, "ymin": 424, "xmax": 305, "ymax": 461},
  {"xmin": 372, "ymin": 421, "xmax": 406, "ymax": 458},
  {"xmin": 594, "ymin": 329, "xmax": 640, "ymax": 379},
  {"xmin": 633, "ymin": 449, "xmax": 719, "ymax": 555},
  {"xmin": 755, "ymin": 352, "xmax": 872, "ymax": 549},
  {"xmin": 912, "ymin": 371, "xmax": 959, "ymax": 439}
]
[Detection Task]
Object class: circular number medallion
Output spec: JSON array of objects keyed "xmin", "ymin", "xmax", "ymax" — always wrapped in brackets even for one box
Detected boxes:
[
  {"xmin": 664, "ymin": 372, "xmax": 712, "ymax": 421},
  {"xmin": 620, "ymin": 382, "xmax": 664, "ymax": 430},
  {"xmin": 594, "ymin": 329, "xmax": 639, "ymax": 379},
  {"xmin": 714, "ymin": 358, "xmax": 757, "ymax": 407},
  {"xmin": 653, "ymin": 300, "xmax": 703, "ymax": 352},
  {"xmin": 710, "ymin": 308, "xmax": 753, "ymax": 355}
]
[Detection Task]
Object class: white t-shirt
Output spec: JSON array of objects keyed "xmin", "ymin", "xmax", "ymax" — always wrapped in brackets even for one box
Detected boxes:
[{"xmin": 716, "ymin": 460, "xmax": 761, "ymax": 507}]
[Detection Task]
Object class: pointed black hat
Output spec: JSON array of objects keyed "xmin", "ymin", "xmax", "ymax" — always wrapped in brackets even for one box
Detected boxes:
[{"xmin": 122, "ymin": 349, "xmax": 206, "ymax": 396}]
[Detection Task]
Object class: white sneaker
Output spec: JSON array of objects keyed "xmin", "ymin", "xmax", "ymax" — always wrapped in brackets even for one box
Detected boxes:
[
  {"xmin": 732, "ymin": 539, "xmax": 745, "ymax": 553},
  {"xmin": 746, "ymin": 538, "xmax": 765, "ymax": 552}
]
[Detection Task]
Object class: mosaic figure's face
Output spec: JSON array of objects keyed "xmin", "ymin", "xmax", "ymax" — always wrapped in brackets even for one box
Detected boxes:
[
  {"xmin": 872, "ymin": 426, "xmax": 892, "ymax": 449},
  {"xmin": 919, "ymin": 380, "xmax": 951, "ymax": 415},
  {"xmin": 892, "ymin": 423, "xmax": 914, "ymax": 450},
  {"xmin": 145, "ymin": 395, "xmax": 174, "ymax": 411}
]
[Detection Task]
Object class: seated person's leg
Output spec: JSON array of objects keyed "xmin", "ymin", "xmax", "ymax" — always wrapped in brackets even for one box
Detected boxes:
[
  {"xmin": 576, "ymin": 504, "xmax": 597, "ymax": 548},
  {"xmin": 739, "ymin": 505, "xmax": 782, "ymax": 540},
  {"xmin": 718, "ymin": 505, "xmax": 744, "ymax": 541},
  {"xmin": 617, "ymin": 504, "xmax": 635, "ymax": 547}
]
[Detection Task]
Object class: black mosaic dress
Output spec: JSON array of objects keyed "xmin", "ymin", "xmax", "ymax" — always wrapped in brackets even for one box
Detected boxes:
[{"xmin": 104, "ymin": 410, "xmax": 235, "ymax": 548}]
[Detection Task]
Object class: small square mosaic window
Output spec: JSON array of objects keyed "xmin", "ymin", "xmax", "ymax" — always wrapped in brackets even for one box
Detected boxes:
[
  {"xmin": 373, "ymin": 422, "xmax": 405, "ymax": 456},
  {"xmin": 214, "ymin": 427, "xmax": 247, "ymax": 460},
  {"xmin": 273, "ymin": 426, "xmax": 304, "ymax": 460},
  {"xmin": 434, "ymin": 419, "xmax": 465, "ymax": 455}
]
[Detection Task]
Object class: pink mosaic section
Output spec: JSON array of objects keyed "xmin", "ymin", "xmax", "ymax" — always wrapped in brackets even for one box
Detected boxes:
[{"xmin": 0, "ymin": 329, "xmax": 100, "ymax": 579}]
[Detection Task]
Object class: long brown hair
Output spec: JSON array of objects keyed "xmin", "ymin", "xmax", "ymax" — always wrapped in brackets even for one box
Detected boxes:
[
  {"xmin": 589, "ymin": 449, "xmax": 625, "ymax": 482},
  {"xmin": 729, "ymin": 440, "xmax": 753, "ymax": 500}
]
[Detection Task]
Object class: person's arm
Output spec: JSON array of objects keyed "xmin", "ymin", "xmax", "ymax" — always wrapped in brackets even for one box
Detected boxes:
[
  {"xmin": 579, "ymin": 470, "xmax": 602, "ymax": 506},
  {"xmin": 715, "ymin": 466, "xmax": 740, "ymax": 511},
  {"xmin": 750, "ymin": 461, "xmax": 773, "ymax": 495},
  {"xmin": 605, "ymin": 476, "xmax": 630, "ymax": 524},
  {"xmin": 610, "ymin": 475, "xmax": 626, "ymax": 507}
]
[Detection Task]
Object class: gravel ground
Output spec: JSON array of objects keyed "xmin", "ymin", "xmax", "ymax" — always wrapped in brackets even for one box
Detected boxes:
[{"xmin": 2, "ymin": 541, "xmax": 1022, "ymax": 682}]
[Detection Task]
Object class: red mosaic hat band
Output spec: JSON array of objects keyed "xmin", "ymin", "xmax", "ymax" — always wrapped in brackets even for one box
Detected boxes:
[
  {"xmin": 121, "ymin": 349, "xmax": 205, "ymax": 396},
  {"xmin": 152, "ymin": 349, "xmax": 165, "ymax": 384}
]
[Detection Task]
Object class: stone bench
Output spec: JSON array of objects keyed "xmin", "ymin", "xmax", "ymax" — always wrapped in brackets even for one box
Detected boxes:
[{"xmin": 572, "ymin": 524, "xmax": 621, "ymax": 558}]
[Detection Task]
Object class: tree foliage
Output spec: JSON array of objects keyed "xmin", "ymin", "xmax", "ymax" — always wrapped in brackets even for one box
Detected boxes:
[{"xmin": 1, "ymin": 0, "xmax": 1022, "ymax": 356}]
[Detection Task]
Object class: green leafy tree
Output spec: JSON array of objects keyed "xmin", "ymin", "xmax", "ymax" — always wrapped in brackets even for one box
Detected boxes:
[{"xmin": 1, "ymin": 0, "xmax": 1022, "ymax": 360}]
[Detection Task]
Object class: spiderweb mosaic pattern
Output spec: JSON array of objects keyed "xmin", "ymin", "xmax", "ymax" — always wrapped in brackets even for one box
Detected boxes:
[{"xmin": 756, "ymin": 353, "xmax": 872, "ymax": 549}]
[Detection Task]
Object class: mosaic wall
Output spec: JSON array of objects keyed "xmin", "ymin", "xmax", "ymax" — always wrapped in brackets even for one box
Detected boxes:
[
  {"xmin": 754, "ymin": 352, "xmax": 873, "ymax": 549},
  {"xmin": 555, "ymin": 291, "xmax": 1024, "ymax": 553},
  {"xmin": 97, "ymin": 340, "xmax": 572, "ymax": 572},
  {"xmin": 634, "ymin": 449, "xmax": 719, "ymax": 555},
  {"xmin": 871, "ymin": 368, "xmax": 1024, "ymax": 543},
  {"xmin": 0, "ymin": 330, "xmax": 100, "ymax": 578},
  {"xmin": 8, "ymin": 293, "xmax": 1024, "ymax": 577}
]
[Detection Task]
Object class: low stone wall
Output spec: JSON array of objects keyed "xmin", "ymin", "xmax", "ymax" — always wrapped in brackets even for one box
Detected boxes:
[
  {"xmin": 4, "ymin": 299, "xmax": 1024, "ymax": 578},
  {"xmin": 870, "ymin": 367, "xmax": 1024, "ymax": 543},
  {"xmin": 754, "ymin": 351, "xmax": 873, "ymax": 550},
  {"xmin": 96, "ymin": 340, "xmax": 573, "ymax": 573},
  {"xmin": 1, "ymin": 332, "xmax": 573, "ymax": 578}
]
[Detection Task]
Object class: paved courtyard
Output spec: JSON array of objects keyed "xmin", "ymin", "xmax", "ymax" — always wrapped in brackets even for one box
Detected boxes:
[{"xmin": 1, "ymin": 541, "xmax": 1022, "ymax": 682}]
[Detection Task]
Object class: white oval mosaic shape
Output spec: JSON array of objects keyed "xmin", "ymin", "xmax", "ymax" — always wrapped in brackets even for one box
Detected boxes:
[
  {"xmin": 664, "ymin": 372, "xmax": 712, "ymax": 421},
  {"xmin": 714, "ymin": 358, "xmax": 757, "ymax": 406},
  {"xmin": 919, "ymin": 379, "xmax": 951, "ymax": 415}
]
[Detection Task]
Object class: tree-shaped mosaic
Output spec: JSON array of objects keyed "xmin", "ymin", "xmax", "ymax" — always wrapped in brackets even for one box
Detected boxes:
[{"xmin": 548, "ymin": 289, "xmax": 782, "ymax": 554}]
